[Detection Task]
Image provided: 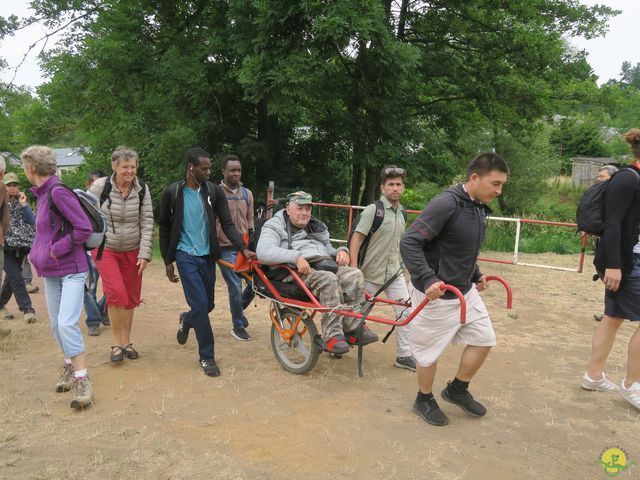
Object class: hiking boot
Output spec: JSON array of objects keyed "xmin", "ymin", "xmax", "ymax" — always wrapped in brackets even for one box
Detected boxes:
[
  {"xmin": 231, "ymin": 327, "xmax": 251, "ymax": 342},
  {"xmin": 200, "ymin": 358, "xmax": 220, "ymax": 377},
  {"xmin": 620, "ymin": 381, "xmax": 640, "ymax": 410},
  {"xmin": 412, "ymin": 396, "xmax": 449, "ymax": 426},
  {"xmin": 70, "ymin": 376, "xmax": 94, "ymax": 409},
  {"xmin": 593, "ymin": 313, "xmax": 603, "ymax": 322},
  {"xmin": 441, "ymin": 382, "xmax": 487, "ymax": 417},
  {"xmin": 581, "ymin": 372, "xmax": 618, "ymax": 392},
  {"xmin": 87, "ymin": 325, "xmax": 100, "ymax": 336},
  {"xmin": 345, "ymin": 324, "xmax": 379, "ymax": 346},
  {"xmin": 326, "ymin": 335, "xmax": 349, "ymax": 354},
  {"xmin": 394, "ymin": 355, "xmax": 417, "ymax": 372},
  {"xmin": 0, "ymin": 308, "xmax": 14, "ymax": 320},
  {"xmin": 177, "ymin": 313, "xmax": 189, "ymax": 345},
  {"xmin": 55, "ymin": 364, "xmax": 75, "ymax": 392},
  {"xmin": 25, "ymin": 284, "xmax": 39, "ymax": 294},
  {"xmin": 100, "ymin": 312, "xmax": 110, "ymax": 326},
  {"xmin": 24, "ymin": 312, "xmax": 36, "ymax": 324}
]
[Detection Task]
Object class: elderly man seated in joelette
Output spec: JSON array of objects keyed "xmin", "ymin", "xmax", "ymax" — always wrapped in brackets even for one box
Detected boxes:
[{"xmin": 256, "ymin": 191, "xmax": 379, "ymax": 354}]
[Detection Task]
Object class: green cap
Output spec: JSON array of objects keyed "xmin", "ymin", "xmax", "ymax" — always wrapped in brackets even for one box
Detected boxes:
[
  {"xmin": 3, "ymin": 172, "xmax": 20, "ymax": 185},
  {"xmin": 287, "ymin": 191, "xmax": 313, "ymax": 205}
]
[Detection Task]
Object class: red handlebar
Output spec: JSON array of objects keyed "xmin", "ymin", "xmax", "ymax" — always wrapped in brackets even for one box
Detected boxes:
[
  {"xmin": 439, "ymin": 284, "xmax": 467, "ymax": 324},
  {"xmin": 484, "ymin": 275, "xmax": 513, "ymax": 309}
]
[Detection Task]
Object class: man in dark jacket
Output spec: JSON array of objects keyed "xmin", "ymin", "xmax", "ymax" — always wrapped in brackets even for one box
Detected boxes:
[
  {"xmin": 159, "ymin": 147, "xmax": 256, "ymax": 377},
  {"xmin": 400, "ymin": 152, "xmax": 509, "ymax": 426}
]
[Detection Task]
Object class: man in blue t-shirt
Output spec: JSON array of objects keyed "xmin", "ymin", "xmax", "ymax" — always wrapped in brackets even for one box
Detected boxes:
[{"xmin": 159, "ymin": 147, "xmax": 256, "ymax": 377}]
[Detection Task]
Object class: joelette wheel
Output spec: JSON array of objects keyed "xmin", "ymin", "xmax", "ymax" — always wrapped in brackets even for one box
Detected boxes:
[{"xmin": 270, "ymin": 304, "xmax": 320, "ymax": 374}]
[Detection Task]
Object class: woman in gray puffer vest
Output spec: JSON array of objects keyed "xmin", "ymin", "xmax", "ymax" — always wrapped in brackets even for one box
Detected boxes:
[{"xmin": 90, "ymin": 146, "xmax": 154, "ymax": 363}]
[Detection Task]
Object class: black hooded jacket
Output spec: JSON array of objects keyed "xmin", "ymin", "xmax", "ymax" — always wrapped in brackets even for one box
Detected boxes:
[
  {"xmin": 594, "ymin": 164, "xmax": 640, "ymax": 280},
  {"xmin": 400, "ymin": 184, "xmax": 489, "ymax": 298},
  {"xmin": 158, "ymin": 180, "xmax": 244, "ymax": 265}
]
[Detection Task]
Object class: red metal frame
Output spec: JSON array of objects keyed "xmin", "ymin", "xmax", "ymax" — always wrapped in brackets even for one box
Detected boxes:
[
  {"xmin": 247, "ymin": 260, "xmax": 484, "ymax": 326},
  {"xmin": 220, "ymin": 264, "xmax": 512, "ymax": 328}
]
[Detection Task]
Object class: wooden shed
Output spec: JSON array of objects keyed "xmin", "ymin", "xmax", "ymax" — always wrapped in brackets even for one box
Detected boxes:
[{"xmin": 570, "ymin": 157, "xmax": 617, "ymax": 186}]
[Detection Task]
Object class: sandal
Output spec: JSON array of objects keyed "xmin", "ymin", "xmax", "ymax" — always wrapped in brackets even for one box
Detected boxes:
[
  {"xmin": 123, "ymin": 343, "xmax": 139, "ymax": 360},
  {"xmin": 110, "ymin": 345, "xmax": 124, "ymax": 362}
]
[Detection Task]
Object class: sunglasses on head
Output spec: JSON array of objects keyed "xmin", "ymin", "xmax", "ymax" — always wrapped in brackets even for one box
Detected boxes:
[{"xmin": 383, "ymin": 167, "xmax": 405, "ymax": 176}]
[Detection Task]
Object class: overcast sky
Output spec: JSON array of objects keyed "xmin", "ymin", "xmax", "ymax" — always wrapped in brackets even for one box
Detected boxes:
[{"xmin": 1, "ymin": 0, "xmax": 639, "ymax": 90}]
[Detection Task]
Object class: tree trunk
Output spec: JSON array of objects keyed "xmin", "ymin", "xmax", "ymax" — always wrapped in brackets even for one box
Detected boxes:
[
  {"xmin": 359, "ymin": 165, "xmax": 378, "ymax": 205},
  {"xmin": 397, "ymin": 0, "xmax": 409, "ymax": 40},
  {"xmin": 350, "ymin": 161, "xmax": 362, "ymax": 206},
  {"xmin": 256, "ymin": 98, "xmax": 279, "ymax": 190}
]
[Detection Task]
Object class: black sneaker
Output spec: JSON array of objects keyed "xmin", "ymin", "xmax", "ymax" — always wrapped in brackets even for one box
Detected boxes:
[
  {"xmin": 200, "ymin": 358, "xmax": 220, "ymax": 377},
  {"xmin": 231, "ymin": 327, "xmax": 251, "ymax": 341},
  {"xmin": 242, "ymin": 316, "xmax": 249, "ymax": 328},
  {"xmin": 441, "ymin": 382, "xmax": 487, "ymax": 417},
  {"xmin": 177, "ymin": 313, "xmax": 189, "ymax": 345},
  {"xmin": 412, "ymin": 397, "xmax": 449, "ymax": 426}
]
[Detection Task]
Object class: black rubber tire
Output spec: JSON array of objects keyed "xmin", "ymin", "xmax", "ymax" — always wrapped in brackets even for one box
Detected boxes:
[{"xmin": 270, "ymin": 307, "xmax": 320, "ymax": 375}]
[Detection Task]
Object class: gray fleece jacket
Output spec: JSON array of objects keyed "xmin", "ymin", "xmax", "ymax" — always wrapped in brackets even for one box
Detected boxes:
[{"xmin": 256, "ymin": 210, "xmax": 347, "ymax": 266}]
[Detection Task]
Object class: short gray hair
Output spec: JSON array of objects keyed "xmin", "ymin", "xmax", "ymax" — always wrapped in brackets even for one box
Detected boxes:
[
  {"xmin": 20, "ymin": 145, "xmax": 57, "ymax": 176},
  {"xmin": 598, "ymin": 165, "xmax": 619, "ymax": 177},
  {"xmin": 111, "ymin": 146, "xmax": 139, "ymax": 165}
]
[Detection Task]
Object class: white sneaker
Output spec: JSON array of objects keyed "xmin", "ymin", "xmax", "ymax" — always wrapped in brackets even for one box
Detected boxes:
[
  {"xmin": 581, "ymin": 372, "xmax": 618, "ymax": 392},
  {"xmin": 620, "ymin": 381, "xmax": 640, "ymax": 410}
]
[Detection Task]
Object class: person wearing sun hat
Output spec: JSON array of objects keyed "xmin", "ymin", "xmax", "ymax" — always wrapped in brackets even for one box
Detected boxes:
[{"xmin": 0, "ymin": 171, "xmax": 37, "ymax": 324}]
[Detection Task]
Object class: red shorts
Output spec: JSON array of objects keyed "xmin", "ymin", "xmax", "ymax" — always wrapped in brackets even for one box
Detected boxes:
[{"xmin": 94, "ymin": 249, "xmax": 143, "ymax": 309}]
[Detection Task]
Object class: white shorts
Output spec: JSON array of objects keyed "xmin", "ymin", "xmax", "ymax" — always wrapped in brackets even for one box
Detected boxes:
[{"xmin": 409, "ymin": 284, "xmax": 496, "ymax": 367}]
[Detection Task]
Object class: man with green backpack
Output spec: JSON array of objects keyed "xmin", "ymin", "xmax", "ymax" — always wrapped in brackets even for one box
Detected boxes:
[{"xmin": 349, "ymin": 166, "xmax": 416, "ymax": 371}]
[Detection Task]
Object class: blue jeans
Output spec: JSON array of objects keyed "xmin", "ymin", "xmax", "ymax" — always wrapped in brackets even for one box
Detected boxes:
[
  {"xmin": 175, "ymin": 250, "xmax": 216, "ymax": 360},
  {"xmin": 219, "ymin": 248, "xmax": 255, "ymax": 329},
  {"xmin": 43, "ymin": 272, "xmax": 87, "ymax": 358},
  {"xmin": 83, "ymin": 254, "xmax": 106, "ymax": 326}
]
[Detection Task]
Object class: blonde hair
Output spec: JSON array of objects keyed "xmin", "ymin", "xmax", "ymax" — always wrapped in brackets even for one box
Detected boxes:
[
  {"xmin": 20, "ymin": 145, "xmax": 57, "ymax": 176},
  {"xmin": 111, "ymin": 146, "xmax": 139, "ymax": 165},
  {"xmin": 621, "ymin": 129, "xmax": 640, "ymax": 159}
]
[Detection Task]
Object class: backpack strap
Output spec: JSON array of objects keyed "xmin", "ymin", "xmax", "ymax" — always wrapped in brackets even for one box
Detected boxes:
[
  {"xmin": 138, "ymin": 179, "xmax": 147, "ymax": 212},
  {"xmin": 48, "ymin": 184, "xmax": 71, "ymax": 229},
  {"xmin": 99, "ymin": 177, "xmax": 113, "ymax": 209},
  {"xmin": 362, "ymin": 200, "xmax": 385, "ymax": 237}
]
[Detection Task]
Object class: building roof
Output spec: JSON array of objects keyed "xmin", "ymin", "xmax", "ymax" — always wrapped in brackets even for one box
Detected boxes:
[
  {"xmin": 1, "ymin": 148, "xmax": 87, "ymax": 168},
  {"xmin": 0, "ymin": 151, "xmax": 21, "ymax": 166},
  {"xmin": 53, "ymin": 147, "xmax": 86, "ymax": 167},
  {"xmin": 570, "ymin": 157, "xmax": 617, "ymax": 165}
]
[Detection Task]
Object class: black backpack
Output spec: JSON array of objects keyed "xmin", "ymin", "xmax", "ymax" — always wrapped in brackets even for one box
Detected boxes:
[
  {"xmin": 576, "ymin": 168, "xmax": 640, "ymax": 235},
  {"xmin": 348, "ymin": 200, "xmax": 407, "ymax": 267}
]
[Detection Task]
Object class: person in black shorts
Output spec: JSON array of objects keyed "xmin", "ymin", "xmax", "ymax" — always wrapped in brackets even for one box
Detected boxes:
[{"xmin": 582, "ymin": 129, "xmax": 640, "ymax": 411}]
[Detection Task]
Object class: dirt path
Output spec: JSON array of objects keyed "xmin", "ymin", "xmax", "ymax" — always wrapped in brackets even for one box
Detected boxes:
[{"xmin": 1, "ymin": 253, "xmax": 639, "ymax": 479}]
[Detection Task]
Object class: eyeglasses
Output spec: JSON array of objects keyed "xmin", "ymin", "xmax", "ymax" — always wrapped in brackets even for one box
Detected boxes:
[{"xmin": 383, "ymin": 167, "xmax": 405, "ymax": 176}]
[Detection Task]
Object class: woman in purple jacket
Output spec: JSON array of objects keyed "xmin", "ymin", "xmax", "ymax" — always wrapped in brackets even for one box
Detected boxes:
[{"xmin": 22, "ymin": 146, "xmax": 95, "ymax": 409}]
